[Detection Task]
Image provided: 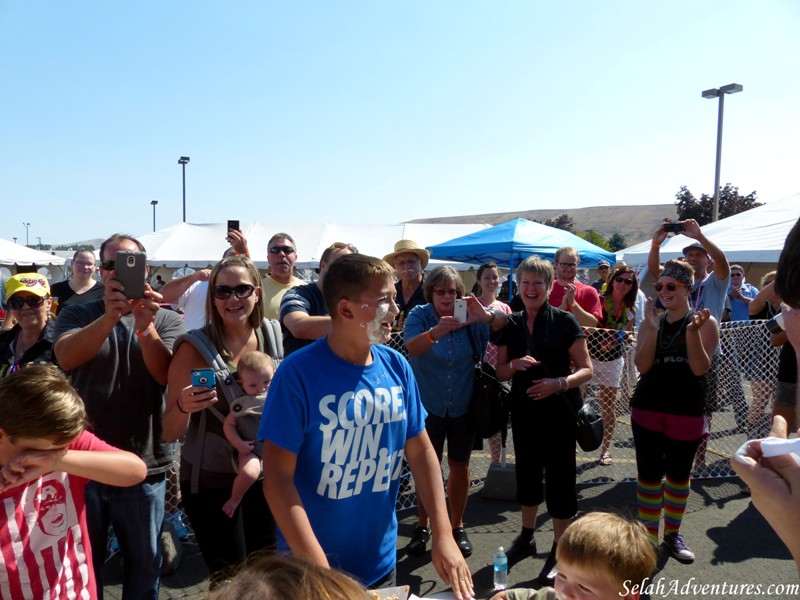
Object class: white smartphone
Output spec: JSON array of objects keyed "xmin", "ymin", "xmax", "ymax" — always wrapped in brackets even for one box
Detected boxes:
[{"xmin": 454, "ymin": 298, "xmax": 468, "ymax": 323}]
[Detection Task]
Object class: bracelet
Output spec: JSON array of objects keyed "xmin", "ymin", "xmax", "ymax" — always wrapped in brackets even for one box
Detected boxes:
[
  {"xmin": 652, "ymin": 241, "xmax": 661, "ymax": 248},
  {"xmin": 136, "ymin": 324, "xmax": 153, "ymax": 338},
  {"xmin": 176, "ymin": 397, "xmax": 189, "ymax": 414},
  {"xmin": 561, "ymin": 377, "xmax": 569, "ymax": 391},
  {"xmin": 566, "ymin": 304, "xmax": 573, "ymax": 311},
  {"xmin": 487, "ymin": 309, "xmax": 496, "ymax": 323},
  {"xmin": 426, "ymin": 329, "xmax": 438, "ymax": 344}
]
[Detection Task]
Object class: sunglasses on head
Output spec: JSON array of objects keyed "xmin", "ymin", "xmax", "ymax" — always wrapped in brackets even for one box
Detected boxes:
[
  {"xmin": 212, "ymin": 284, "xmax": 256, "ymax": 300},
  {"xmin": 614, "ymin": 276, "xmax": 634, "ymax": 285},
  {"xmin": 654, "ymin": 282, "xmax": 686, "ymax": 292},
  {"xmin": 269, "ymin": 245, "xmax": 295, "ymax": 255},
  {"xmin": 9, "ymin": 295, "xmax": 47, "ymax": 310}
]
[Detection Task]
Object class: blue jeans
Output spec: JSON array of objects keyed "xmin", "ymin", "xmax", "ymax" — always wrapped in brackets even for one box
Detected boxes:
[{"xmin": 85, "ymin": 474, "xmax": 166, "ymax": 600}]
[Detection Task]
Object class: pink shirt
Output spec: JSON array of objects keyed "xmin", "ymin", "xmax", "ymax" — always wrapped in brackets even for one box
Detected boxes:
[{"xmin": 549, "ymin": 280, "xmax": 603, "ymax": 322}]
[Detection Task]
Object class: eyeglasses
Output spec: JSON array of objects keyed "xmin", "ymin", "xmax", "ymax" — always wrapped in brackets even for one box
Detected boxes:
[
  {"xmin": 598, "ymin": 266, "xmax": 609, "ymax": 270},
  {"xmin": 212, "ymin": 284, "xmax": 256, "ymax": 300},
  {"xmin": 433, "ymin": 289, "xmax": 458, "ymax": 297},
  {"xmin": 8, "ymin": 296, "xmax": 47, "ymax": 310},
  {"xmin": 558, "ymin": 262, "xmax": 577, "ymax": 268},
  {"xmin": 614, "ymin": 276, "xmax": 634, "ymax": 285},
  {"xmin": 100, "ymin": 260, "xmax": 115, "ymax": 271},
  {"xmin": 731, "ymin": 273, "xmax": 743, "ymax": 277},
  {"xmin": 654, "ymin": 282, "xmax": 687, "ymax": 292},
  {"xmin": 269, "ymin": 245, "xmax": 295, "ymax": 255}
]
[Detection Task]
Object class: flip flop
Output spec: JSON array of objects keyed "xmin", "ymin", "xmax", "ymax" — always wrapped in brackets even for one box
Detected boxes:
[{"xmin": 598, "ymin": 453, "xmax": 612, "ymax": 466}]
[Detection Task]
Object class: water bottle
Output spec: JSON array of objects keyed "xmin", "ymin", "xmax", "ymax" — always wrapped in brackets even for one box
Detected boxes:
[{"xmin": 493, "ymin": 546, "xmax": 508, "ymax": 590}]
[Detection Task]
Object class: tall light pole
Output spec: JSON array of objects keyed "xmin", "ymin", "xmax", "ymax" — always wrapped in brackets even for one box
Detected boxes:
[
  {"xmin": 22, "ymin": 222, "xmax": 30, "ymax": 246},
  {"xmin": 701, "ymin": 83, "xmax": 743, "ymax": 222},
  {"xmin": 178, "ymin": 156, "xmax": 190, "ymax": 222},
  {"xmin": 12, "ymin": 237, "xmax": 17, "ymax": 244},
  {"xmin": 151, "ymin": 200, "xmax": 159, "ymax": 232},
  {"xmin": 36, "ymin": 237, "xmax": 42, "ymax": 250}
]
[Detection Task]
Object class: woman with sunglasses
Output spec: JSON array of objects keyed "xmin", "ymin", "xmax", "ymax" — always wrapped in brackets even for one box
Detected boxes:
[
  {"xmin": 588, "ymin": 265, "xmax": 638, "ymax": 465},
  {"xmin": 0, "ymin": 273, "xmax": 57, "ymax": 378},
  {"xmin": 631, "ymin": 259, "xmax": 718, "ymax": 564},
  {"xmin": 164, "ymin": 255, "xmax": 279, "ymax": 586}
]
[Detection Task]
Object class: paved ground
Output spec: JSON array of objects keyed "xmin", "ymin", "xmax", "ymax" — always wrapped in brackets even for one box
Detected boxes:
[{"xmin": 103, "ymin": 475, "xmax": 798, "ymax": 599}]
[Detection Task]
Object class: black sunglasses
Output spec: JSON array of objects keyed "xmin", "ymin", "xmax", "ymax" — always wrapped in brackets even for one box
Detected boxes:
[
  {"xmin": 269, "ymin": 245, "xmax": 295, "ymax": 255},
  {"xmin": 212, "ymin": 284, "xmax": 256, "ymax": 300},
  {"xmin": 100, "ymin": 260, "xmax": 115, "ymax": 271},
  {"xmin": 654, "ymin": 282, "xmax": 686, "ymax": 292},
  {"xmin": 9, "ymin": 296, "xmax": 47, "ymax": 310},
  {"xmin": 614, "ymin": 276, "xmax": 634, "ymax": 285}
]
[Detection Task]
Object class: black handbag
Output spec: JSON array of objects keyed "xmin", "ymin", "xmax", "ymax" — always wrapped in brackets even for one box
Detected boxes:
[
  {"xmin": 466, "ymin": 327, "xmax": 510, "ymax": 440},
  {"xmin": 567, "ymin": 398, "xmax": 604, "ymax": 452}
]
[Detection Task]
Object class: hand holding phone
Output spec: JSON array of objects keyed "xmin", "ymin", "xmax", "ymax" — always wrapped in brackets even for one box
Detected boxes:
[
  {"xmin": 663, "ymin": 222, "xmax": 685, "ymax": 233},
  {"xmin": 227, "ymin": 220, "xmax": 240, "ymax": 232},
  {"xmin": 114, "ymin": 251, "xmax": 147, "ymax": 299},
  {"xmin": 191, "ymin": 368, "xmax": 216, "ymax": 389},
  {"xmin": 454, "ymin": 299, "xmax": 468, "ymax": 323}
]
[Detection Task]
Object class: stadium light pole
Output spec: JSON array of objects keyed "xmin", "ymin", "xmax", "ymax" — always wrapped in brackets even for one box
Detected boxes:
[
  {"xmin": 178, "ymin": 156, "xmax": 190, "ymax": 222},
  {"xmin": 151, "ymin": 200, "xmax": 159, "ymax": 231},
  {"xmin": 22, "ymin": 222, "xmax": 30, "ymax": 246},
  {"xmin": 701, "ymin": 83, "xmax": 743, "ymax": 222}
]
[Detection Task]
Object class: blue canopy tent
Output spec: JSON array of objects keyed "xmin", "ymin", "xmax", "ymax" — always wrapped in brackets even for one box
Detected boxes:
[{"xmin": 426, "ymin": 218, "xmax": 616, "ymax": 287}]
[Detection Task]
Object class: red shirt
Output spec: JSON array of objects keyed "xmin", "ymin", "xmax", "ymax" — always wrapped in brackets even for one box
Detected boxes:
[
  {"xmin": 0, "ymin": 431, "xmax": 116, "ymax": 599},
  {"xmin": 549, "ymin": 280, "xmax": 603, "ymax": 322}
]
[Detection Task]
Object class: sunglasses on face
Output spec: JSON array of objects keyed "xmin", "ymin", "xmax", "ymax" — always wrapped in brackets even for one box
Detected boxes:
[
  {"xmin": 433, "ymin": 289, "xmax": 458, "ymax": 297},
  {"xmin": 8, "ymin": 295, "xmax": 47, "ymax": 310},
  {"xmin": 269, "ymin": 245, "xmax": 295, "ymax": 255},
  {"xmin": 212, "ymin": 284, "xmax": 256, "ymax": 300},
  {"xmin": 654, "ymin": 282, "xmax": 686, "ymax": 292},
  {"xmin": 100, "ymin": 260, "xmax": 115, "ymax": 271},
  {"xmin": 731, "ymin": 273, "xmax": 743, "ymax": 277},
  {"xmin": 614, "ymin": 276, "xmax": 634, "ymax": 285}
]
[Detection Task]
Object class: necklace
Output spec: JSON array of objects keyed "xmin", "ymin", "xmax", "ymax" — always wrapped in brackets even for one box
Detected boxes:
[
  {"xmin": 603, "ymin": 296, "xmax": 629, "ymax": 330},
  {"xmin": 657, "ymin": 309, "xmax": 691, "ymax": 351}
]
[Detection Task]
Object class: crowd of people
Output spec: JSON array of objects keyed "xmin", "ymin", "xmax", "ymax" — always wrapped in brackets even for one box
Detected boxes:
[{"xmin": 0, "ymin": 215, "xmax": 798, "ymax": 600}]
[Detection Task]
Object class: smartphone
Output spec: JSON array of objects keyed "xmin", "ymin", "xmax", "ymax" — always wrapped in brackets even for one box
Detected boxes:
[
  {"xmin": 454, "ymin": 298, "xmax": 468, "ymax": 323},
  {"xmin": 663, "ymin": 222, "xmax": 685, "ymax": 233},
  {"xmin": 114, "ymin": 251, "xmax": 146, "ymax": 299},
  {"xmin": 191, "ymin": 368, "xmax": 216, "ymax": 389},
  {"xmin": 227, "ymin": 219, "xmax": 240, "ymax": 232}
]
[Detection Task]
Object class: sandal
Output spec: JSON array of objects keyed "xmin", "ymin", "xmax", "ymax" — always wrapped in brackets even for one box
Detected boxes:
[{"xmin": 598, "ymin": 453, "xmax": 612, "ymax": 466}]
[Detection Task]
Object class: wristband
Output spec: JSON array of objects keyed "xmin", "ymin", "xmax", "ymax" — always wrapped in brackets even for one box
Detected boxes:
[
  {"xmin": 136, "ymin": 324, "xmax": 154, "ymax": 338},
  {"xmin": 652, "ymin": 241, "xmax": 661, "ymax": 248},
  {"xmin": 487, "ymin": 309, "xmax": 496, "ymax": 323},
  {"xmin": 426, "ymin": 329, "xmax": 438, "ymax": 344},
  {"xmin": 176, "ymin": 397, "xmax": 189, "ymax": 414},
  {"xmin": 566, "ymin": 304, "xmax": 573, "ymax": 311}
]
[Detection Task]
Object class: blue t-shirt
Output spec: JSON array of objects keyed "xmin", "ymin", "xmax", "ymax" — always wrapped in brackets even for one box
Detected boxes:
[
  {"xmin": 726, "ymin": 281, "xmax": 758, "ymax": 322},
  {"xmin": 258, "ymin": 338, "xmax": 426, "ymax": 585},
  {"xmin": 690, "ymin": 271, "xmax": 730, "ymax": 324}
]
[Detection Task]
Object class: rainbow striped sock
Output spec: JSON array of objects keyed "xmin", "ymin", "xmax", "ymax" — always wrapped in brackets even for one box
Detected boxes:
[
  {"xmin": 637, "ymin": 478, "xmax": 662, "ymax": 543},
  {"xmin": 663, "ymin": 476, "xmax": 691, "ymax": 535}
]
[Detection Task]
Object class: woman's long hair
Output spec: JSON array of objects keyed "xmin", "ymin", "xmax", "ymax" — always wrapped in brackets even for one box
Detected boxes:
[{"xmin": 604, "ymin": 265, "xmax": 638, "ymax": 309}]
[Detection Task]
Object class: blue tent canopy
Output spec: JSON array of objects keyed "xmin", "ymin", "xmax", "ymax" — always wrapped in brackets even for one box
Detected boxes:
[{"xmin": 426, "ymin": 218, "xmax": 616, "ymax": 270}]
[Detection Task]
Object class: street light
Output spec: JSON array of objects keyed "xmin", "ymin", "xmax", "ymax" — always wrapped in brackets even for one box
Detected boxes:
[
  {"xmin": 178, "ymin": 156, "xmax": 190, "ymax": 222},
  {"xmin": 701, "ymin": 83, "xmax": 743, "ymax": 222},
  {"xmin": 22, "ymin": 222, "xmax": 30, "ymax": 246},
  {"xmin": 151, "ymin": 200, "xmax": 159, "ymax": 232},
  {"xmin": 12, "ymin": 237, "xmax": 17, "ymax": 244}
]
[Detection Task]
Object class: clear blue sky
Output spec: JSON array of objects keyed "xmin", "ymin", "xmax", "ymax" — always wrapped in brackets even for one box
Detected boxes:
[{"xmin": 1, "ymin": 1, "xmax": 798, "ymax": 245}]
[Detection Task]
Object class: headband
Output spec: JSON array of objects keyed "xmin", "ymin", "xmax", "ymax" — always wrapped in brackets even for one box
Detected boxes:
[{"xmin": 660, "ymin": 263, "xmax": 693, "ymax": 289}]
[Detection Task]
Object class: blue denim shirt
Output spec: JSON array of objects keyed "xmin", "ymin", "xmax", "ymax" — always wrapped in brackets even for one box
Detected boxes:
[{"xmin": 403, "ymin": 303, "xmax": 489, "ymax": 418}]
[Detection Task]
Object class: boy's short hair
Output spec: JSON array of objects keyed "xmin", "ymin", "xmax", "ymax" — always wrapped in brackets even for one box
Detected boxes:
[
  {"xmin": 237, "ymin": 350, "xmax": 274, "ymax": 375},
  {"xmin": 0, "ymin": 365, "xmax": 87, "ymax": 444},
  {"xmin": 323, "ymin": 254, "xmax": 394, "ymax": 317},
  {"xmin": 556, "ymin": 512, "xmax": 656, "ymax": 589}
]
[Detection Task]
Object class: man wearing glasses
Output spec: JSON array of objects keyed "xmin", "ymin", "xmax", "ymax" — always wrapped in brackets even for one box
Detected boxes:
[
  {"xmin": 548, "ymin": 247, "xmax": 602, "ymax": 327},
  {"xmin": 53, "ymin": 233, "xmax": 186, "ymax": 600},
  {"xmin": 262, "ymin": 233, "xmax": 303, "ymax": 320},
  {"xmin": 280, "ymin": 242, "xmax": 356, "ymax": 356},
  {"xmin": 590, "ymin": 259, "xmax": 611, "ymax": 294},
  {"xmin": 725, "ymin": 264, "xmax": 758, "ymax": 322}
]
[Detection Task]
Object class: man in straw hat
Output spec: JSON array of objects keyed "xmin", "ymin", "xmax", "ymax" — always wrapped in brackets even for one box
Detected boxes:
[{"xmin": 384, "ymin": 240, "xmax": 430, "ymax": 331}]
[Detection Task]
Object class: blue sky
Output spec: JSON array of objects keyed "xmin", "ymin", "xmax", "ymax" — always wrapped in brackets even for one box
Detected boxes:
[{"xmin": 1, "ymin": 1, "xmax": 798, "ymax": 245}]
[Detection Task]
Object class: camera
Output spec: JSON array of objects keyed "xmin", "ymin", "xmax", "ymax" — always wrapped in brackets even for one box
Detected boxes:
[{"xmin": 664, "ymin": 222, "xmax": 685, "ymax": 233}]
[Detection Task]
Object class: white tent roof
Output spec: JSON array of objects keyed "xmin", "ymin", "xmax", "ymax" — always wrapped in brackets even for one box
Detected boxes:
[
  {"xmin": 618, "ymin": 194, "xmax": 800, "ymax": 265},
  {"xmin": 138, "ymin": 222, "xmax": 492, "ymax": 269},
  {"xmin": 0, "ymin": 238, "xmax": 66, "ymax": 266}
]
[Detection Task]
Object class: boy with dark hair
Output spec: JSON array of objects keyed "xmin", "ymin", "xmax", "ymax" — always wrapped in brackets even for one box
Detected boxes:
[
  {"xmin": 260, "ymin": 254, "xmax": 473, "ymax": 599},
  {"xmin": 0, "ymin": 365, "xmax": 147, "ymax": 599}
]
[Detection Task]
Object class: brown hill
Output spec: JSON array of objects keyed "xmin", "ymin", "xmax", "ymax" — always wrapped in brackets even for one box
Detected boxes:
[{"xmin": 409, "ymin": 204, "xmax": 678, "ymax": 246}]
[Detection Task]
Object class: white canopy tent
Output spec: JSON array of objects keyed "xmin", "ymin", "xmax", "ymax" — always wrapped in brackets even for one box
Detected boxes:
[
  {"xmin": 0, "ymin": 238, "xmax": 67, "ymax": 267},
  {"xmin": 617, "ymin": 195, "xmax": 800, "ymax": 265},
  {"xmin": 138, "ymin": 222, "xmax": 492, "ymax": 270}
]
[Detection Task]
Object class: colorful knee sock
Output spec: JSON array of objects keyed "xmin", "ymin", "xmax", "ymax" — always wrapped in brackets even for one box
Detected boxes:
[
  {"xmin": 637, "ymin": 478, "xmax": 662, "ymax": 543},
  {"xmin": 663, "ymin": 476, "xmax": 691, "ymax": 535}
]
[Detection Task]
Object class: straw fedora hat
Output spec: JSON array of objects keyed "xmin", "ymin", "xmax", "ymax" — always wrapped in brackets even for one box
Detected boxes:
[{"xmin": 383, "ymin": 240, "xmax": 430, "ymax": 270}]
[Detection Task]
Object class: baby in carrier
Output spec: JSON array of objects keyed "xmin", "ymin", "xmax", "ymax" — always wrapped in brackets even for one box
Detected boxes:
[{"xmin": 222, "ymin": 350, "xmax": 274, "ymax": 517}]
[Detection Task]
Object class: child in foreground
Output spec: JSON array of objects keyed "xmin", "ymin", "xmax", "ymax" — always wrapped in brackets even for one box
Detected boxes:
[
  {"xmin": 490, "ymin": 512, "xmax": 656, "ymax": 600},
  {"xmin": 0, "ymin": 365, "xmax": 147, "ymax": 599},
  {"xmin": 222, "ymin": 350, "xmax": 274, "ymax": 517}
]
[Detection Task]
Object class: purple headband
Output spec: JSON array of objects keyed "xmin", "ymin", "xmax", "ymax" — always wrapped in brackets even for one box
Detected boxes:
[{"xmin": 660, "ymin": 263, "xmax": 693, "ymax": 289}]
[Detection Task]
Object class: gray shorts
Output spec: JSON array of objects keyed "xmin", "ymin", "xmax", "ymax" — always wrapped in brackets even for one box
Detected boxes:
[{"xmin": 774, "ymin": 381, "xmax": 798, "ymax": 408}]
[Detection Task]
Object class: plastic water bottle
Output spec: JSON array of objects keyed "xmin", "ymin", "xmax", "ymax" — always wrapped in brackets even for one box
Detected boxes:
[{"xmin": 493, "ymin": 546, "xmax": 508, "ymax": 590}]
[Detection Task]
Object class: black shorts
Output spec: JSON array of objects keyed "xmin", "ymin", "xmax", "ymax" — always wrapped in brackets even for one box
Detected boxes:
[{"xmin": 425, "ymin": 412, "xmax": 476, "ymax": 464}]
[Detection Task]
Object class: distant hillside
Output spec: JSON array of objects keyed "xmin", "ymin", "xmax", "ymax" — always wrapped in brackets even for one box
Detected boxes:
[{"xmin": 409, "ymin": 204, "xmax": 678, "ymax": 246}]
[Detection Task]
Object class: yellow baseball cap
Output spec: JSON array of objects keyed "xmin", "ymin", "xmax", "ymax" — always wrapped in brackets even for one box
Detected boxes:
[{"xmin": 4, "ymin": 273, "xmax": 50, "ymax": 300}]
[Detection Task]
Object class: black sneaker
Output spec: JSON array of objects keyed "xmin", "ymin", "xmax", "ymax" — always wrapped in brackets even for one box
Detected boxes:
[
  {"xmin": 452, "ymin": 527, "xmax": 473, "ymax": 558},
  {"xmin": 505, "ymin": 533, "xmax": 537, "ymax": 569},
  {"xmin": 663, "ymin": 532, "xmax": 695, "ymax": 564},
  {"xmin": 406, "ymin": 526, "xmax": 430, "ymax": 556}
]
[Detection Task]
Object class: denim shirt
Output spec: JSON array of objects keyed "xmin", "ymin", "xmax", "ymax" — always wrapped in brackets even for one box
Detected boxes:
[{"xmin": 403, "ymin": 303, "xmax": 489, "ymax": 418}]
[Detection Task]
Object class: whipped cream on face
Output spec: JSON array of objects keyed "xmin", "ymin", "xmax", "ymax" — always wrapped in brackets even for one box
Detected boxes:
[{"xmin": 362, "ymin": 301, "xmax": 394, "ymax": 345}]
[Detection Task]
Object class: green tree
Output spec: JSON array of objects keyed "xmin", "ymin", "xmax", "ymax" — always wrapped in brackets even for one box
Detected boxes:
[
  {"xmin": 607, "ymin": 232, "xmax": 627, "ymax": 252},
  {"xmin": 576, "ymin": 229, "xmax": 611, "ymax": 251},
  {"xmin": 542, "ymin": 213, "xmax": 575, "ymax": 232},
  {"xmin": 675, "ymin": 184, "xmax": 761, "ymax": 225}
]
